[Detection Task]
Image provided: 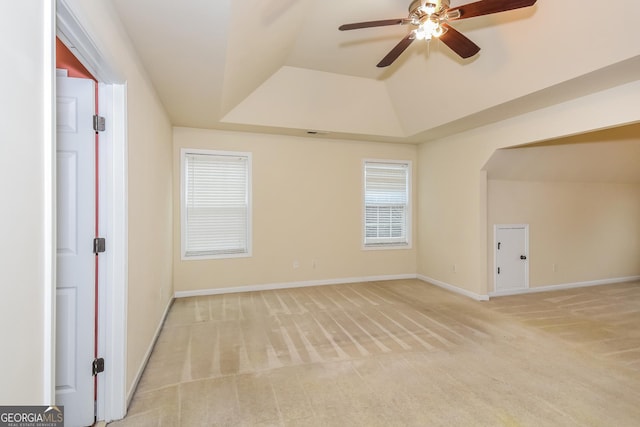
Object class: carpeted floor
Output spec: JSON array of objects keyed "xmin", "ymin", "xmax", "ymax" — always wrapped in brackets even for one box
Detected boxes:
[{"xmin": 108, "ymin": 279, "xmax": 640, "ymax": 426}]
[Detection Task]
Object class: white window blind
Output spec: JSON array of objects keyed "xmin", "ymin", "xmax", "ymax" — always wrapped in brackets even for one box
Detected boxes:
[
  {"xmin": 364, "ymin": 161, "xmax": 410, "ymax": 248},
  {"xmin": 183, "ymin": 151, "xmax": 251, "ymax": 259}
]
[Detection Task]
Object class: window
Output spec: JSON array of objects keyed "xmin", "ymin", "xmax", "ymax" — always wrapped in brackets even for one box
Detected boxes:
[
  {"xmin": 181, "ymin": 149, "xmax": 252, "ymax": 259},
  {"xmin": 363, "ymin": 160, "xmax": 411, "ymax": 249}
]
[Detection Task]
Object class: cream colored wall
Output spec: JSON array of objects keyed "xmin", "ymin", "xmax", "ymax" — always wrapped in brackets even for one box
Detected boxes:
[
  {"xmin": 417, "ymin": 80, "xmax": 640, "ymax": 297},
  {"xmin": 488, "ymin": 180, "xmax": 640, "ymax": 288},
  {"xmin": 63, "ymin": 0, "xmax": 174, "ymax": 396},
  {"xmin": 417, "ymin": 135, "xmax": 487, "ymax": 294},
  {"xmin": 0, "ymin": 1, "xmax": 52, "ymax": 405},
  {"xmin": 173, "ymin": 128, "xmax": 417, "ymax": 292}
]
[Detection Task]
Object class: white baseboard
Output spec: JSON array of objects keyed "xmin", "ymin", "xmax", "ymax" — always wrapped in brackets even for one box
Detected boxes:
[
  {"xmin": 489, "ymin": 275, "xmax": 640, "ymax": 297},
  {"xmin": 416, "ymin": 275, "xmax": 490, "ymax": 301},
  {"xmin": 175, "ymin": 273, "xmax": 640, "ymax": 304},
  {"xmin": 174, "ymin": 274, "xmax": 417, "ymax": 298},
  {"xmin": 126, "ymin": 296, "xmax": 174, "ymax": 408}
]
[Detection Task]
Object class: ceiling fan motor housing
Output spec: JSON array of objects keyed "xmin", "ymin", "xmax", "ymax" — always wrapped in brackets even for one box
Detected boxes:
[{"xmin": 409, "ymin": 0, "xmax": 450, "ymax": 17}]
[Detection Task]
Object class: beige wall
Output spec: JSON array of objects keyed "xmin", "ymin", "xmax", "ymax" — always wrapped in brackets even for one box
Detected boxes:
[
  {"xmin": 417, "ymin": 135, "xmax": 488, "ymax": 294},
  {"xmin": 0, "ymin": 1, "xmax": 53, "ymax": 405},
  {"xmin": 62, "ymin": 0, "xmax": 174, "ymax": 396},
  {"xmin": 418, "ymin": 80, "xmax": 640, "ymax": 297},
  {"xmin": 488, "ymin": 180, "xmax": 640, "ymax": 289},
  {"xmin": 173, "ymin": 128, "xmax": 417, "ymax": 292}
]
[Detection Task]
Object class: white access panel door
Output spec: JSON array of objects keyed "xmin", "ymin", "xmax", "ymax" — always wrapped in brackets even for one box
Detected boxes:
[
  {"xmin": 56, "ymin": 73, "xmax": 95, "ymax": 427},
  {"xmin": 495, "ymin": 225, "xmax": 529, "ymax": 292}
]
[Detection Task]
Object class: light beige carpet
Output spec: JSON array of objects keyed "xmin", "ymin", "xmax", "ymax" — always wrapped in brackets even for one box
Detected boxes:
[{"xmin": 109, "ymin": 279, "xmax": 640, "ymax": 426}]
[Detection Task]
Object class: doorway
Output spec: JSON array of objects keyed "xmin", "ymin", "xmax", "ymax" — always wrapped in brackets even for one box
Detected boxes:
[
  {"xmin": 494, "ymin": 224, "xmax": 529, "ymax": 293},
  {"xmin": 56, "ymin": 0, "xmax": 128, "ymax": 421}
]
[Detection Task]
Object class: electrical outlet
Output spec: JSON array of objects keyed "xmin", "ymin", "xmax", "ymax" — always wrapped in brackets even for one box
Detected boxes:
[
  {"xmin": 312, "ymin": 260, "xmax": 317, "ymax": 269},
  {"xmin": 293, "ymin": 260, "xmax": 300, "ymax": 269},
  {"xmin": 553, "ymin": 263, "xmax": 558, "ymax": 272},
  {"xmin": 452, "ymin": 264, "xmax": 457, "ymax": 273}
]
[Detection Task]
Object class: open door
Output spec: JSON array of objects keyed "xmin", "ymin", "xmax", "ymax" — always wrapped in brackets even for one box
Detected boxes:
[{"xmin": 56, "ymin": 71, "xmax": 96, "ymax": 426}]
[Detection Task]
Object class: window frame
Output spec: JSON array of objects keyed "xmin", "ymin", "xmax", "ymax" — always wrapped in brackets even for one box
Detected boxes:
[
  {"xmin": 180, "ymin": 148, "xmax": 252, "ymax": 260},
  {"xmin": 362, "ymin": 159, "xmax": 412, "ymax": 251}
]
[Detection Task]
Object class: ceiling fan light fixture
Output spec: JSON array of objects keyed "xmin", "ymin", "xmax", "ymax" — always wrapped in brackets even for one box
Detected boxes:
[
  {"xmin": 420, "ymin": 2, "xmax": 437, "ymax": 15},
  {"xmin": 414, "ymin": 25, "xmax": 429, "ymax": 40},
  {"xmin": 444, "ymin": 9, "xmax": 461, "ymax": 20},
  {"xmin": 414, "ymin": 19, "xmax": 442, "ymax": 40},
  {"xmin": 338, "ymin": 0, "xmax": 537, "ymax": 67}
]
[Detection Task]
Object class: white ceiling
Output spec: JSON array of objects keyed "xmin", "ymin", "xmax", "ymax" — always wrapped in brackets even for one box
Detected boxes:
[{"xmin": 111, "ymin": 0, "xmax": 640, "ymax": 143}]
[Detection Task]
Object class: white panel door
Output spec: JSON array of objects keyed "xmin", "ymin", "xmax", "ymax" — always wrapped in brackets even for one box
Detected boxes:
[
  {"xmin": 56, "ymin": 72, "xmax": 95, "ymax": 427},
  {"xmin": 495, "ymin": 225, "xmax": 529, "ymax": 292}
]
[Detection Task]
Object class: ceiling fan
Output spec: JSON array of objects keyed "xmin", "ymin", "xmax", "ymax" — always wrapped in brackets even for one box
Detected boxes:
[{"xmin": 339, "ymin": 0, "xmax": 537, "ymax": 67}]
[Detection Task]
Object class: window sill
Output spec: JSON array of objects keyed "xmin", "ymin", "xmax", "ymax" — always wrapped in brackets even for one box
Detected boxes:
[{"xmin": 362, "ymin": 243, "xmax": 411, "ymax": 251}]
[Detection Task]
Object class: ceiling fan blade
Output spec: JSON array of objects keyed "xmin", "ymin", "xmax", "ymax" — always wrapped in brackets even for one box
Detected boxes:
[
  {"xmin": 439, "ymin": 24, "xmax": 480, "ymax": 59},
  {"xmin": 377, "ymin": 33, "xmax": 415, "ymax": 68},
  {"xmin": 447, "ymin": 0, "xmax": 537, "ymax": 21},
  {"xmin": 339, "ymin": 19, "xmax": 410, "ymax": 31}
]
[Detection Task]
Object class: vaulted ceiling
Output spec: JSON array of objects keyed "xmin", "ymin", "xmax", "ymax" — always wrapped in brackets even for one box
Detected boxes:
[{"xmin": 111, "ymin": 0, "xmax": 640, "ymax": 143}]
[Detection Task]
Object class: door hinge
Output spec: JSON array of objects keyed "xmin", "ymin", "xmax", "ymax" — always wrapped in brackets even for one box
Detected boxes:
[
  {"xmin": 497, "ymin": 242, "xmax": 501, "ymax": 250},
  {"xmin": 93, "ymin": 237, "xmax": 106, "ymax": 254},
  {"xmin": 497, "ymin": 267, "xmax": 501, "ymax": 274},
  {"xmin": 93, "ymin": 115, "xmax": 105, "ymax": 132},
  {"xmin": 92, "ymin": 358, "xmax": 105, "ymax": 376}
]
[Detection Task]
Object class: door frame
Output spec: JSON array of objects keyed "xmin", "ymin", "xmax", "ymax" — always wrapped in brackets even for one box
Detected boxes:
[
  {"xmin": 54, "ymin": 0, "xmax": 128, "ymax": 421},
  {"xmin": 493, "ymin": 224, "xmax": 529, "ymax": 294}
]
